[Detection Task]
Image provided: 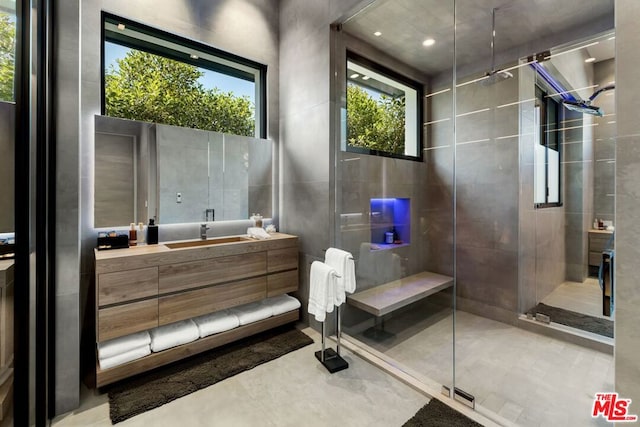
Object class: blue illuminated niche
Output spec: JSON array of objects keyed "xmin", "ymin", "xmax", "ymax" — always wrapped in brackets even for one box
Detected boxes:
[{"xmin": 370, "ymin": 198, "xmax": 410, "ymax": 248}]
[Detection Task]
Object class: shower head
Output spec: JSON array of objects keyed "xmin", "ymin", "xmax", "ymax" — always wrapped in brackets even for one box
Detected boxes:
[
  {"xmin": 561, "ymin": 84, "xmax": 615, "ymax": 116},
  {"xmin": 480, "ymin": 69, "xmax": 514, "ymax": 86},
  {"xmin": 562, "ymin": 100, "xmax": 603, "ymax": 116},
  {"xmin": 478, "ymin": 7, "xmax": 513, "ymax": 86}
]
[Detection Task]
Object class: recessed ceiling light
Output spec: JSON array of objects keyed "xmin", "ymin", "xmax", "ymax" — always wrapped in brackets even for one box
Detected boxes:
[
  {"xmin": 350, "ymin": 73, "xmax": 360, "ymax": 79},
  {"xmin": 117, "ymin": 23, "xmax": 126, "ymax": 31},
  {"xmin": 190, "ymin": 54, "xmax": 199, "ymax": 59},
  {"xmin": 374, "ymin": 31, "xmax": 382, "ymax": 37},
  {"xmin": 362, "ymin": 76, "xmax": 370, "ymax": 80},
  {"xmin": 422, "ymin": 38, "xmax": 435, "ymax": 47},
  {"xmin": 585, "ymin": 57, "xmax": 596, "ymax": 63}
]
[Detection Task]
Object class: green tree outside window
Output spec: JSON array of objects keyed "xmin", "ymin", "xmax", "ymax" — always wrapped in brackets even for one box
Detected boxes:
[
  {"xmin": 0, "ymin": 12, "xmax": 16, "ymax": 102},
  {"xmin": 347, "ymin": 84, "xmax": 406, "ymax": 155},
  {"xmin": 105, "ymin": 49, "xmax": 255, "ymax": 137}
]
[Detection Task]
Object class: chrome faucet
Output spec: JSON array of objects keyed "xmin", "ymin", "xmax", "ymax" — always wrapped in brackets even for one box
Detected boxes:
[{"xmin": 200, "ymin": 223, "xmax": 210, "ymax": 240}]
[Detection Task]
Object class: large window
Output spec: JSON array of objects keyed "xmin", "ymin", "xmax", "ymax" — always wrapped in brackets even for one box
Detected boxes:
[
  {"xmin": 534, "ymin": 85, "xmax": 562, "ymax": 208},
  {"xmin": 345, "ymin": 52, "xmax": 422, "ymax": 160},
  {"xmin": 102, "ymin": 13, "xmax": 266, "ymax": 138},
  {"xmin": 0, "ymin": 6, "xmax": 15, "ymax": 102}
]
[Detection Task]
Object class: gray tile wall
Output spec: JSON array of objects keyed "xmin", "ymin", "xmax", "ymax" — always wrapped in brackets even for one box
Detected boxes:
[
  {"xmin": 0, "ymin": 102, "xmax": 14, "ymax": 233},
  {"xmin": 564, "ymin": 109, "xmax": 590, "ymax": 283},
  {"xmin": 55, "ymin": 0, "xmax": 82, "ymax": 414},
  {"xmin": 455, "ymin": 73, "xmax": 520, "ymax": 314},
  {"xmin": 593, "ymin": 59, "xmax": 616, "ymax": 224},
  {"xmin": 614, "ymin": 0, "xmax": 640, "ymax": 407},
  {"xmin": 279, "ymin": 0, "xmax": 367, "ymax": 331},
  {"xmin": 53, "ymin": 0, "xmax": 281, "ymax": 414}
]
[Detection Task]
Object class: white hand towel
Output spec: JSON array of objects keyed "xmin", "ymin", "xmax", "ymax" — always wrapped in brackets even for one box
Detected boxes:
[
  {"xmin": 99, "ymin": 345, "xmax": 151, "ymax": 370},
  {"xmin": 97, "ymin": 331, "xmax": 151, "ymax": 360},
  {"xmin": 265, "ymin": 294, "xmax": 301, "ymax": 316},
  {"xmin": 229, "ymin": 301, "xmax": 273, "ymax": 325},
  {"xmin": 150, "ymin": 319, "xmax": 200, "ymax": 352},
  {"xmin": 307, "ymin": 261, "xmax": 337, "ymax": 322},
  {"xmin": 325, "ymin": 248, "xmax": 356, "ymax": 306},
  {"xmin": 193, "ymin": 310, "xmax": 240, "ymax": 338}
]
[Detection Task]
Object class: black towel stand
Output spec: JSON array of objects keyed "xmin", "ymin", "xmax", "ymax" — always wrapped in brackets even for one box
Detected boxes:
[
  {"xmin": 313, "ymin": 253, "xmax": 351, "ymax": 373},
  {"xmin": 315, "ymin": 303, "xmax": 349, "ymax": 373}
]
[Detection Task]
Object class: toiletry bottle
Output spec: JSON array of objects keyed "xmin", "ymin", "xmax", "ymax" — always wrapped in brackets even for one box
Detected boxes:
[
  {"xmin": 129, "ymin": 223, "xmax": 137, "ymax": 246},
  {"xmin": 255, "ymin": 213, "xmax": 263, "ymax": 228},
  {"xmin": 138, "ymin": 222, "xmax": 145, "ymax": 244},
  {"xmin": 392, "ymin": 226, "xmax": 399, "ymax": 243},
  {"xmin": 147, "ymin": 218, "xmax": 158, "ymax": 244}
]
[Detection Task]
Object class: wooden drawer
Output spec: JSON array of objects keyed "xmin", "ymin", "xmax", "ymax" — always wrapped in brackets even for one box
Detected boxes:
[
  {"xmin": 267, "ymin": 247, "xmax": 298, "ymax": 273},
  {"xmin": 267, "ymin": 270, "xmax": 299, "ymax": 297},
  {"xmin": 589, "ymin": 234, "xmax": 613, "ymax": 253},
  {"xmin": 159, "ymin": 252, "xmax": 266, "ymax": 294},
  {"xmin": 589, "ymin": 251, "xmax": 604, "ymax": 267},
  {"xmin": 98, "ymin": 299, "xmax": 158, "ymax": 342},
  {"xmin": 158, "ymin": 276, "xmax": 267, "ymax": 325},
  {"xmin": 98, "ymin": 267, "xmax": 158, "ymax": 307}
]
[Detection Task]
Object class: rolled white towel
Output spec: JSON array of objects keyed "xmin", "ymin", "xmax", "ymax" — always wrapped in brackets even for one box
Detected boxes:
[
  {"xmin": 150, "ymin": 319, "xmax": 199, "ymax": 352},
  {"xmin": 99, "ymin": 345, "xmax": 151, "ymax": 370},
  {"xmin": 265, "ymin": 294, "xmax": 301, "ymax": 316},
  {"xmin": 97, "ymin": 331, "xmax": 151, "ymax": 360},
  {"xmin": 193, "ymin": 310, "xmax": 240, "ymax": 338},
  {"xmin": 229, "ymin": 301, "xmax": 273, "ymax": 325}
]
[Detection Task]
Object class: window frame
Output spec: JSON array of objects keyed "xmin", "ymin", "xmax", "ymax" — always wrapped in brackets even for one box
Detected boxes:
[
  {"xmin": 534, "ymin": 85, "xmax": 563, "ymax": 209},
  {"xmin": 100, "ymin": 12, "xmax": 267, "ymax": 138},
  {"xmin": 344, "ymin": 51, "xmax": 423, "ymax": 162}
]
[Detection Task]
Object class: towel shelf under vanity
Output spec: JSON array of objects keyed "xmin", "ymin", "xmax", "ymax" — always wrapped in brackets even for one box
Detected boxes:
[{"xmin": 91, "ymin": 233, "xmax": 299, "ymax": 388}]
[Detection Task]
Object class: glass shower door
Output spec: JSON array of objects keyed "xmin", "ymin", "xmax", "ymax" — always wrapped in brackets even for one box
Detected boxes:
[
  {"xmin": 333, "ymin": 0, "xmax": 456, "ymax": 398},
  {"xmin": 452, "ymin": 1, "xmax": 616, "ymax": 425}
]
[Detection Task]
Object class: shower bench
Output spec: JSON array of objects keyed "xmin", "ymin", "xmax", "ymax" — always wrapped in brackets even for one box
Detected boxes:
[{"xmin": 347, "ymin": 271, "xmax": 453, "ymax": 337}]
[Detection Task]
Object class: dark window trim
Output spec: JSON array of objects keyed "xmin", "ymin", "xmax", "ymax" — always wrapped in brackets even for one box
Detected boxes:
[
  {"xmin": 534, "ymin": 85, "xmax": 563, "ymax": 209},
  {"xmin": 100, "ymin": 11, "xmax": 267, "ymax": 139},
  {"xmin": 345, "ymin": 50, "xmax": 424, "ymax": 162}
]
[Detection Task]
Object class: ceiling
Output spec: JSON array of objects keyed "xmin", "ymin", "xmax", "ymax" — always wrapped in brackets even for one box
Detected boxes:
[{"xmin": 342, "ymin": 0, "xmax": 614, "ymax": 77}]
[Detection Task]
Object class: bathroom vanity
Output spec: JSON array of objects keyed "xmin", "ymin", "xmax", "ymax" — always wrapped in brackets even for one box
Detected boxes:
[{"xmin": 92, "ymin": 233, "xmax": 299, "ymax": 387}]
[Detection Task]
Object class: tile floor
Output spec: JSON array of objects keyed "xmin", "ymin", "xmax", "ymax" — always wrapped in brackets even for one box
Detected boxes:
[
  {"xmin": 350, "ymin": 306, "xmax": 614, "ymax": 427},
  {"xmin": 542, "ymin": 278, "xmax": 612, "ymax": 320},
  {"xmin": 52, "ymin": 327, "xmax": 428, "ymax": 427}
]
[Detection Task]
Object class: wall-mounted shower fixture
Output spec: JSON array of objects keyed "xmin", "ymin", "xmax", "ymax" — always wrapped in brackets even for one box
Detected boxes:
[
  {"xmin": 531, "ymin": 61, "xmax": 615, "ymax": 117},
  {"xmin": 562, "ymin": 84, "xmax": 615, "ymax": 117}
]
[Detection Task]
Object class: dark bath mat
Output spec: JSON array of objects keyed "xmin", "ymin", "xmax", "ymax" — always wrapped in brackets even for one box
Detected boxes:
[
  {"xmin": 403, "ymin": 398, "xmax": 483, "ymax": 427},
  {"xmin": 527, "ymin": 303, "xmax": 613, "ymax": 338},
  {"xmin": 106, "ymin": 325, "xmax": 313, "ymax": 424}
]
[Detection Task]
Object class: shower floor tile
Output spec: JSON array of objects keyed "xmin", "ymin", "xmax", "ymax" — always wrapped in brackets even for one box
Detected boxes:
[{"xmin": 349, "ymin": 308, "xmax": 614, "ymax": 427}]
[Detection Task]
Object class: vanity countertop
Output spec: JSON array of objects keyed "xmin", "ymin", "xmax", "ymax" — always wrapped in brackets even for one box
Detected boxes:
[
  {"xmin": 94, "ymin": 232, "xmax": 297, "ymax": 262},
  {"xmin": 0, "ymin": 259, "xmax": 14, "ymax": 273},
  {"xmin": 589, "ymin": 229, "xmax": 614, "ymax": 235}
]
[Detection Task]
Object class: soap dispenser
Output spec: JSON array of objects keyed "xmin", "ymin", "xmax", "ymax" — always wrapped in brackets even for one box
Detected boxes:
[
  {"xmin": 138, "ymin": 222, "xmax": 146, "ymax": 244},
  {"xmin": 147, "ymin": 218, "xmax": 158, "ymax": 244}
]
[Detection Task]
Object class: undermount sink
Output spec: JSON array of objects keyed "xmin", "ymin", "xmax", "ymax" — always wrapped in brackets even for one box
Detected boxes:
[{"xmin": 165, "ymin": 236, "xmax": 250, "ymax": 249}]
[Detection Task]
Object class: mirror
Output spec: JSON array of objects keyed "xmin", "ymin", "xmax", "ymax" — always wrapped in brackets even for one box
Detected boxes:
[{"xmin": 94, "ymin": 115, "xmax": 272, "ymax": 228}]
